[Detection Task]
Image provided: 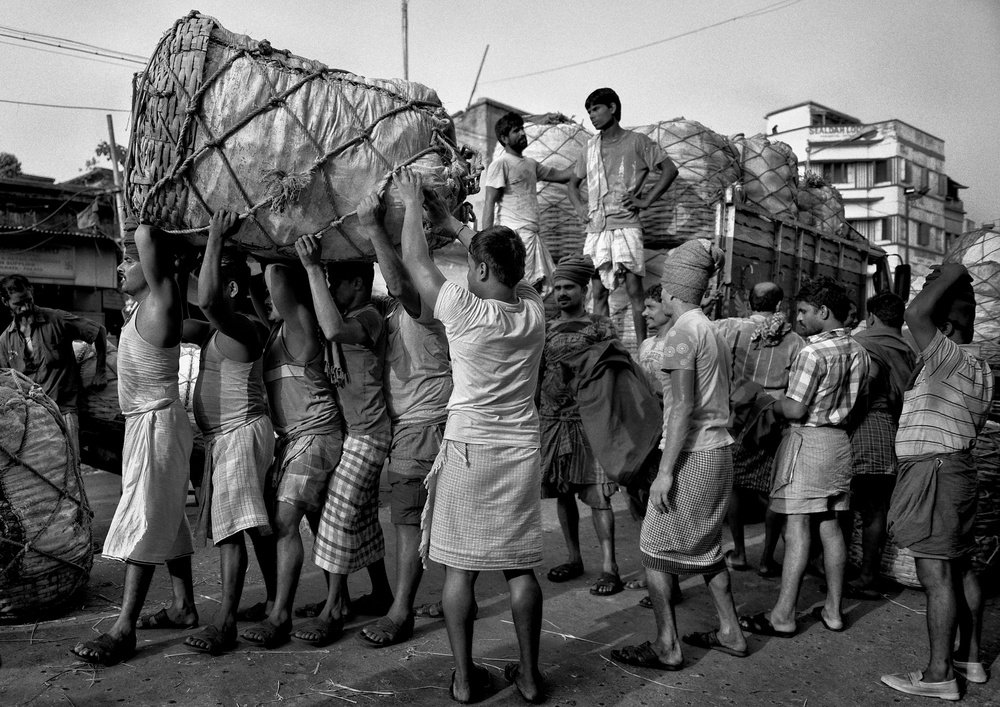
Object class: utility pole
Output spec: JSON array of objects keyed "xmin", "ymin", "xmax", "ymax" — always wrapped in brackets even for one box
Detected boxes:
[
  {"xmin": 466, "ymin": 45, "xmax": 489, "ymax": 111},
  {"xmin": 106, "ymin": 114, "xmax": 126, "ymax": 244},
  {"xmin": 401, "ymin": 0, "xmax": 409, "ymax": 79}
]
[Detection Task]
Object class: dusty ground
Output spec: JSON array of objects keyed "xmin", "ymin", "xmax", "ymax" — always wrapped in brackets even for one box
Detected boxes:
[{"xmin": 1, "ymin": 468, "xmax": 997, "ymax": 707}]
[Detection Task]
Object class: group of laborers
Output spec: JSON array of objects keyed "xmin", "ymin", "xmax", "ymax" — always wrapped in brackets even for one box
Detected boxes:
[{"xmin": 1, "ymin": 86, "xmax": 991, "ymax": 704}]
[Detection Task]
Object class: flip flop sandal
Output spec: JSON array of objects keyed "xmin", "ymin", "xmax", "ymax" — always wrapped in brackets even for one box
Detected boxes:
[
  {"xmin": 292, "ymin": 616, "xmax": 343, "ymax": 647},
  {"xmin": 184, "ymin": 625, "xmax": 238, "ymax": 655},
  {"xmin": 356, "ymin": 615, "xmax": 414, "ymax": 648},
  {"xmin": 546, "ymin": 562, "xmax": 584, "ymax": 583},
  {"xmin": 609, "ymin": 641, "xmax": 683, "ymax": 671},
  {"xmin": 638, "ymin": 595, "xmax": 654, "ymax": 609},
  {"xmin": 725, "ymin": 551, "xmax": 751, "ymax": 571},
  {"xmin": 810, "ymin": 606, "xmax": 846, "ymax": 632},
  {"xmin": 590, "ymin": 572, "xmax": 625, "ymax": 596},
  {"xmin": 294, "ymin": 600, "xmax": 326, "ymax": 619},
  {"xmin": 241, "ymin": 620, "xmax": 291, "ymax": 649},
  {"xmin": 71, "ymin": 632, "xmax": 137, "ymax": 666},
  {"xmin": 757, "ymin": 563, "xmax": 782, "ymax": 579},
  {"xmin": 682, "ymin": 630, "xmax": 750, "ymax": 657},
  {"xmin": 449, "ymin": 663, "xmax": 492, "ymax": 704},
  {"xmin": 136, "ymin": 607, "xmax": 197, "ymax": 630},
  {"xmin": 236, "ymin": 601, "xmax": 269, "ymax": 622},
  {"xmin": 738, "ymin": 611, "xmax": 796, "ymax": 638},
  {"xmin": 504, "ymin": 662, "xmax": 546, "ymax": 704}
]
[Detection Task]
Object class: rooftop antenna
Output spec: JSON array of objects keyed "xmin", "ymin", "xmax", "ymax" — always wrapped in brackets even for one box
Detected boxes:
[{"xmin": 401, "ymin": 0, "xmax": 409, "ymax": 79}]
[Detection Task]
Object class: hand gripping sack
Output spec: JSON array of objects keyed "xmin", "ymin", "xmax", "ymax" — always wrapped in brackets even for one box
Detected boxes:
[{"xmin": 125, "ymin": 12, "xmax": 480, "ymax": 261}]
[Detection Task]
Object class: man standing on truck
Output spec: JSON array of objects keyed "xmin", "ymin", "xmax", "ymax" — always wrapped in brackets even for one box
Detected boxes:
[
  {"xmin": 568, "ymin": 87, "xmax": 678, "ymax": 343},
  {"xmin": 483, "ymin": 112, "xmax": 573, "ymax": 294},
  {"xmin": 0, "ymin": 273, "xmax": 108, "ymax": 460}
]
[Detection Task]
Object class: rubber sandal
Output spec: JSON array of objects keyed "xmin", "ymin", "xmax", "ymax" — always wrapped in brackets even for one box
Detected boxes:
[
  {"xmin": 356, "ymin": 615, "xmax": 414, "ymax": 648},
  {"xmin": 725, "ymin": 550, "xmax": 751, "ymax": 571},
  {"xmin": 136, "ymin": 607, "xmax": 197, "ymax": 630},
  {"xmin": 241, "ymin": 620, "xmax": 291, "ymax": 648},
  {"xmin": 546, "ymin": 562, "xmax": 584, "ymax": 583},
  {"xmin": 609, "ymin": 641, "xmax": 683, "ymax": 671},
  {"xmin": 810, "ymin": 606, "xmax": 846, "ymax": 632},
  {"xmin": 450, "ymin": 663, "xmax": 492, "ymax": 704},
  {"xmin": 757, "ymin": 562, "xmax": 782, "ymax": 579},
  {"xmin": 504, "ymin": 662, "xmax": 546, "ymax": 704},
  {"xmin": 624, "ymin": 578, "xmax": 647, "ymax": 590},
  {"xmin": 236, "ymin": 601, "xmax": 269, "ymax": 622},
  {"xmin": 294, "ymin": 600, "xmax": 326, "ymax": 619},
  {"xmin": 71, "ymin": 632, "xmax": 137, "ymax": 666},
  {"xmin": 590, "ymin": 571, "xmax": 624, "ymax": 596},
  {"xmin": 638, "ymin": 595, "xmax": 653, "ymax": 609},
  {"xmin": 292, "ymin": 616, "xmax": 343, "ymax": 647},
  {"xmin": 738, "ymin": 611, "xmax": 796, "ymax": 638},
  {"xmin": 348, "ymin": 593, "xmax": 393, "ymax": 619},
  {"xmin": 184, "ymin": 625, "xmax": 238, "ymax": 655},
  {"xmin": 682, "ymin": 630, "xmax": 749, "ymax": 657}
]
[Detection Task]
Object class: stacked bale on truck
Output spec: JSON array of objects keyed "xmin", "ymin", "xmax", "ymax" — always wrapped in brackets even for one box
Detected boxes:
[
  {"xmin": 633, "ymin": 119, "xmax": 741, "ymax": 250},
  {"xmin": 730, "ymin": 133, "xmax": 799, "ymax": 220},
  {"xmin": 797, "ymin": 170, "xmax": 848, "ymax": 238},
  {"xmin": 125, "ymin": 11, "xmax": 480, "ymax": 262}
]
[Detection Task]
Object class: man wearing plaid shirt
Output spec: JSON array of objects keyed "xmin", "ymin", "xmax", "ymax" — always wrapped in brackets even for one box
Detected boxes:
[{"xmin": 739, "ymin": 276, "xmax": 869, "ymax": 639}]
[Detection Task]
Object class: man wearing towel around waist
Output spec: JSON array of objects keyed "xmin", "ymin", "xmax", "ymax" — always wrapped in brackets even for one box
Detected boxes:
[
  {"xmin": 402, "ymin": 167, "xmax": 547, "ymax": 704},
  {"xmin": 568, "ymin": 87, "xmax": 678, "ymax": 343},
  {"xmin": 881, "ymin": 263, "xmax": 993, "ymax": 700},
  {"xmin": 611, "ymin": 239, "xmax": 748, "ymax": 670},
  {"xmin": 740, "ymin": 276, "xmax": 868, "ymax": 639},
  {"xmin": 72, "ymin": 221, "xmax": 195, "ymax": 666}
]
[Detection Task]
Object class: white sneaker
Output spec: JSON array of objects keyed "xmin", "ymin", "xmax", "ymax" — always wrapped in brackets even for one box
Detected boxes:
[
  {"xmin": 953, "ymin": 660, "xmax": 988, "ymax": 684},
  {"xmin": 880, "ymin": 671, "xmax": 960, "ymax": 701}
]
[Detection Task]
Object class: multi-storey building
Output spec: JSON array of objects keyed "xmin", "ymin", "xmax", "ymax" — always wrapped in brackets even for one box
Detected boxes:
[{"xmin": 766, "ymin": 101, "xmax": 969, "ymax": 284}]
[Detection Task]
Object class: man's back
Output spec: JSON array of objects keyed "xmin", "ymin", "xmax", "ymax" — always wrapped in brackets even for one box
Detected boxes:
[{"xmin": 715, "ymin": 313, "xmax": 803, "ymax": 397}]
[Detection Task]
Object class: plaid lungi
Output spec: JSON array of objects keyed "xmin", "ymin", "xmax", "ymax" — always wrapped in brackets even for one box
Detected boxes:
[
  {"xmin": 770, "ymin": 426, "xmax": 852, "ymax": 514},
  {"xmin": 268, "ymin": 432, "xmax": 343, "ymax": 515},
  {"xmin": 641, "ymin": 446, "xmax": 733, "ymax": 574},
  {"xmin": 422, "ymin": 440, "xmax": 543, "ymax": 571},
  {"xmin": 732, "ymin": 437, "xmax": 776, "ymax": 494},
  {"xmin": 313, "ymin": 428, "xmax": 391, "ymax": 574},
  {"xmin": 849, "ymin": 410, "xmax": 897, "ymax": 476},
  {"xmin": 196, "ymin": 415, "xmax": 275, "ymax": 545},
  {"xmin": 584, "ymin": 227, "xmax": 645, "ymax": 291}
]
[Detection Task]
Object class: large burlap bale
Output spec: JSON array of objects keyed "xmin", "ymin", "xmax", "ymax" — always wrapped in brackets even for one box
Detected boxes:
[
  {"xmin": 0, "ymin": 369, "xmax": 92, "ymax": 620},
  {"xmin": 126, "ymin": 12, "xmax": 480, "ymax": 262},
  {"xmin": 797, "ymin": 171, "xmax": 847, "ymax": 237},
  {"xmin": 633, "ymin": 120, "xmax": 740, "ymax": 250},
  {"xmin": 944, "ymin": 226, "xmax": 1000, "ymax": 345},
  {"xmin": 730, "ymin": 133, "xmax": 798, "ymax": 219},
  {"xmin": 490, "ymin": 114, "xmax": 589, "ymax": 262}
]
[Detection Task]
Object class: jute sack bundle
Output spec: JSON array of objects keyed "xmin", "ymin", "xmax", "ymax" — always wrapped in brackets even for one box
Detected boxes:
[
  {"xmin": 633, "ymin": 120, "xmax": 740, "ymax": 249},
  {"xmin": 944, "ymin": 226, "xmax": 1000, "ymax": 346},
  {"xmin": 126, "ymin": 12, "xmax": 480, "ymax": 262},
  {"xmin": 730, "ymin": 133, "xmax": 798, "ymax": 219},
  {"xmin": 491, "ymin": 113, "xmax": 590, "ymax": 262},
  {"xmin": 0, "ymin": 369, "xmax": 92, "ymax": 620},
  {"xmin": 797, "ymin": 171, "xmax": 847, "ymax": 237}
]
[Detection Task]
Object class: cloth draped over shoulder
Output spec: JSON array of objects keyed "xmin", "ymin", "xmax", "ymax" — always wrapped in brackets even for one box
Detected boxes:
[
  {"xmin": 558, "ymin": 338, "xmax": 662, "ymax": 486},
  {"xmin": 585, "ymin": 133, "xmax": 610, "ymax": 232},
  {"xmin": 729, "ymin": 380, "xmax": 780, "ymax": 452},
  {"xmin": 852, "ymin": 328, "xmax": 916, "ymax": 419}
]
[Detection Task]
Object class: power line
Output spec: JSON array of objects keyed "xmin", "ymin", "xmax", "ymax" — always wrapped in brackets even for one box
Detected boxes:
[
  {"xmin": 0, "ymin": 38, "xmax": 141, "ymax": 69},
  {"xmin": 483, "ymin": 0, "xmax": 804, "ymax": 84},
  {"xmin": 0, "ymin": 97, "xmax": 130, "ymax": 113},
  {"xmin": 0, "ymin": 30, "xmax": 145, "ymax": 65},
  {"xmin": 0, "ymin": 23, "xmax": 147, "ymax": 60}
]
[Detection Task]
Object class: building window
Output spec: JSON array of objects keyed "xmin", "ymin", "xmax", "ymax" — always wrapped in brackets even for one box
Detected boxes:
[
  {"xmin": 917, "ymin": 222, "xmax": 931, "ymax": 247},
  {"xmin": 903, "ymin": 160, "xmax": 913, "ymax": 184},
  {"xmin": 880, "ymin": 218, "xmax": 893, "ymax": 242},
  {"xmin": 874, "ymin": 160, "xmax": 890, "ymax": 184},
  {"xmin": 821, "ymin": 162, "xmax": 850, "ymax": 185}
]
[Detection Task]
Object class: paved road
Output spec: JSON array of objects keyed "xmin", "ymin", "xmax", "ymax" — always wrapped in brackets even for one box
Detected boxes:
[{"xmin": 1, "ymin": 469, "xmax": 996, "ymax": 706}]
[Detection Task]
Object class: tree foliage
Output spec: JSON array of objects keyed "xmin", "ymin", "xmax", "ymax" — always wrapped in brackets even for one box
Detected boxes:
[
  {"xmin": 0, "ymin": 152, "xmax": 22, "ymax": 178},
  {"xmin": 84, "ymin": 141, "xmax": 126, "ymax": 171}
]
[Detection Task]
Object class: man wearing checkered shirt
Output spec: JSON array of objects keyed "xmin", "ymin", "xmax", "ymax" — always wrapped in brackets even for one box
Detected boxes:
[{"xmin": 739, "ymin": 276, "xmax": 869, "ymax": 639}]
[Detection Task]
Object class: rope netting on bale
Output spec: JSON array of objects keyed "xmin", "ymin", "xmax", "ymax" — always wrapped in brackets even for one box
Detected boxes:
[
  {"xmin": 126, "ymin": 11, "xmax": 481, "ymax": 262},
  {"xmin": 796, "ymin": 171, "xmax": 848, "ymax": 237},
  {"xmin": 0, "ymin": 369, "xmax": 93, "ymax": 621},
  {"xmin": 491, "ymin": 114, "xmax": 590, "ymax": 263},
  {"xmin": 632, "ymin": 120, "xmax": 740, "ymax": 250},
  {"xmin": 730, "ymin": 133, "xmax": 799, "ymax": 219}
]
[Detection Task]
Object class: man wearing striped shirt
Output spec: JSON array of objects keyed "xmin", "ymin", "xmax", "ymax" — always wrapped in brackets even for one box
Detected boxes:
[
  {"xmin": 739, "ymin": 276, "xmax": 868, "ymax": 639},
  {"xmin": 881, "ymin": 263, "xmax": 993, "ymax": 700}
]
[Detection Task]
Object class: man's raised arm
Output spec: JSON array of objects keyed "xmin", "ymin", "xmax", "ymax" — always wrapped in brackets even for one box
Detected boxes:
[
  {"xmin": 398, "ymin": 168, "xmax": 447, "ymax": 312},
  {"xmin": 357, "ymin": 191, "xmax": 421, "ymax": 318},
  {"xmin": 134, "ymin": 223, "xmax": 182, "ymax": 347}
]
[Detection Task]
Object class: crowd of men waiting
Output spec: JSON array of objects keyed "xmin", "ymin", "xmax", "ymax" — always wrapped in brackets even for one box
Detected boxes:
[{"xmin": 0, "ymin": 87, "xmax": 992, "ymax": 703}]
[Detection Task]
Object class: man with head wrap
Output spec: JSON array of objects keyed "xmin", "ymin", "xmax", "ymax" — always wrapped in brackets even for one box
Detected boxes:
[
  {"xmin": 539, "ymin": 253, "xmax": 623, "ymax": 596},
  {"xmin": 881, "ymin": 263, "xmax": 993, "ymax": 700},
  {"xmin": 611, "ymin": 239, "xmax": 748, "ymax": 670}
]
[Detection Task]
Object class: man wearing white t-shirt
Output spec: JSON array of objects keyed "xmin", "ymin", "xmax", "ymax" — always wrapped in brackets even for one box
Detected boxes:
[
  {"xmin": 483, "ymin": 112, "xmax": 573, "ymax": 293},
  {"xmin": 399, "ymin": 167, "xmax": 547, "ymax": 704}
]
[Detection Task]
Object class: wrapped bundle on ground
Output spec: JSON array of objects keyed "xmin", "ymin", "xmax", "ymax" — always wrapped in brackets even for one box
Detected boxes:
[
  {"xmin": 633, "ymin": 119, "xmax": 740, "ymax": 249},
  {"xmin": 491, "ymin": 113, "xmax": 590, "ymax": 262},
  {"xmin": 730, "ymin": 133, "xmax": 798, "ymax": 219},
  {"xmin": 797, "ymin": 171, "xmax": 847, "ymax": 237},
  {"xmin": 126, "ymin": 11, "xmax": 480, "ymax": 261},
  {"xmin": 0, "ymin": 369, "xmax": 92, "ymax": 620}
]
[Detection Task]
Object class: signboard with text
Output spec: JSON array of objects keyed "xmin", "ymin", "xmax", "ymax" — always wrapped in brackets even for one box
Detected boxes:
[{"xmin": 0, "ymin": 245, "xmax": 76, "ymax": 283}]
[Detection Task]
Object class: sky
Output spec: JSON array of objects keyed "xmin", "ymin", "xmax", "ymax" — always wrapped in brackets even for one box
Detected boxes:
[{"xmin": 1, "ymin": 0, "xmax": 998, "ymax": 225}]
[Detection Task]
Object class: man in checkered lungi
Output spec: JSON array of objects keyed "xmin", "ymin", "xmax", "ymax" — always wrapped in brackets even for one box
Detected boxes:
[
  {"xmin": 402, "ymin": 168, "xmax": 547, "ymax": 703},
  {"xmin": 842, "ymin": 292, "xmax": 914, "ymax": 599},
  {"xmin": 740, "ymin": 276, "xmax": 868, "ymax": 639},
  {"xmin": 237, "ymin": 262, "xmax": 344, "ymax": 649},
  {"xmin": 713, "ymin": 282, "xmax": 803, "ymax": 575},
  {"xmin": 294, "ymin": 238, "xmax": 392, "ymax": 647},
  {"xmin": 182, "ymin": 210, "xmax": 276, "ymax": 656},
  {"xmin": 611, "ymin": 239, "xmax": 748, "ymax": 671}
]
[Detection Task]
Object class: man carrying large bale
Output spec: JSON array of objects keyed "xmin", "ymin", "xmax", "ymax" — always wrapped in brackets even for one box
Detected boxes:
[{"xmin": 72, "ymin": 222, "xmax": 195, "ymax": 666}]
